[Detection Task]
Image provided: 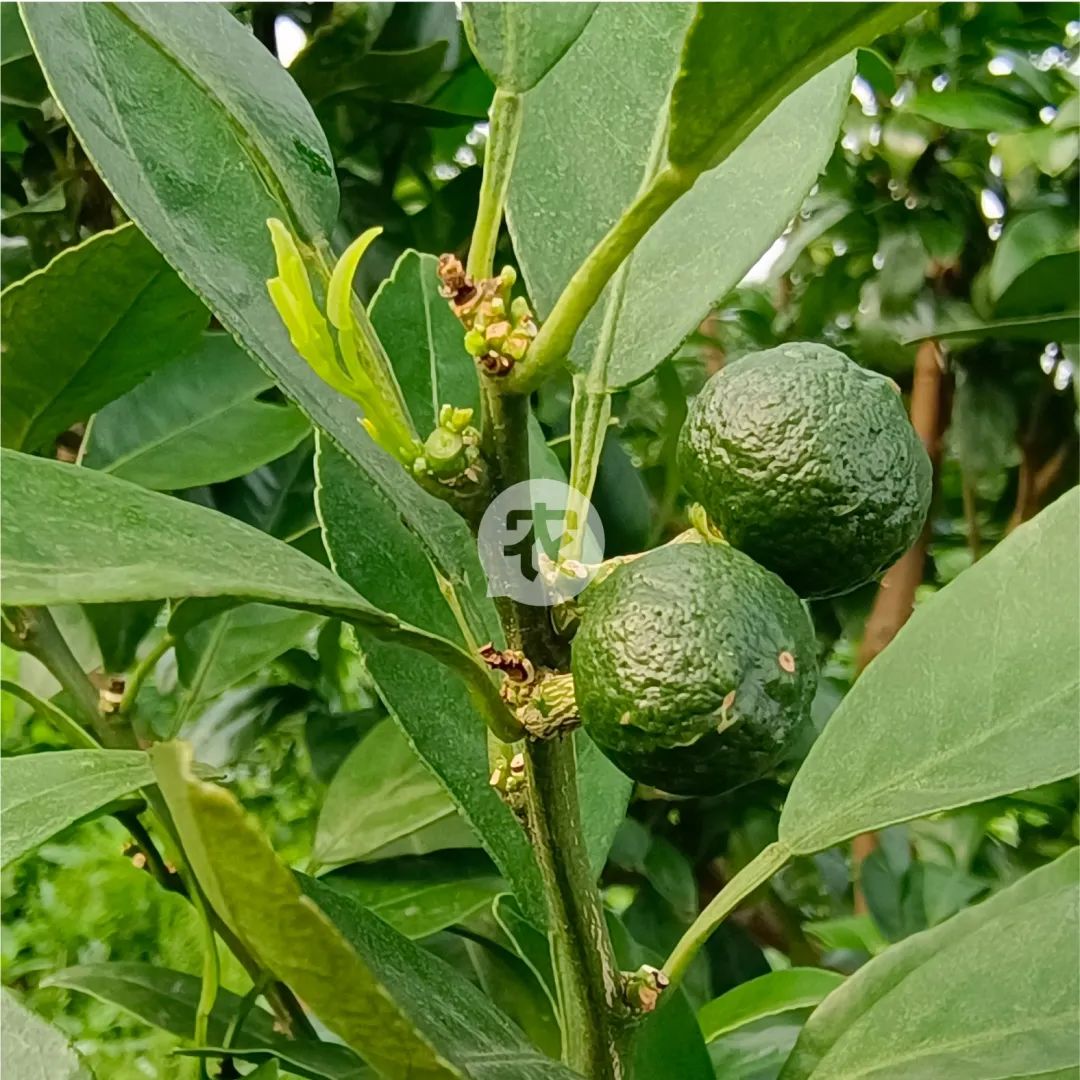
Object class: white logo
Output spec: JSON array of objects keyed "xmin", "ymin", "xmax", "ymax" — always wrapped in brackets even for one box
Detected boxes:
[{"xmin": 477, "ymin": 479, "xmax": 605, "ymax": 607}]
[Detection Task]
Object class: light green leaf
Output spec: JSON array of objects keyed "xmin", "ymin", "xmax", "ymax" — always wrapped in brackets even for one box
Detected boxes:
[
  {"xmin": 462, "ymin": 2, "xmax": 597, "ymax": 92},
  {"xmin": 668, "ymin": 3, "xmax": 918, "ymax": 173},
  {"xmin": 44, "ymin": 963, "xmax": 369, "ymax": 1080},
  {"xmin": 21, "ymin": 2, "xmax": 480, "ymax": 642},
  {"xmin": 83, "ymin": 334, "xmax": 310, "ymax": 490},
  {"xmin": 315, "ymin": 437, "xmax": 545, "ymax": 925},
  {"xmin": 312, "ymin": 718, "xmax": 459, "ymax": 871},
  {"xmin": 780, "ymin": 491, "xmax": 1080, "ymax": 855},
  {"xmin": 698, "ymin": 969, "xmax": 846, "ymax": 1043},
  {"xmin": 781, "ymin": 850, "xmax": 1080, "ymax": 1080},
  {"xmin": 1, "ymin": 750, "xmax": 152, "ymax": 867},
  {"xmin": 1, "ymin": 988, "xmax": 92, "ymax": 1080},
  {"xmin": 317, "ymin": 850, "xmax": 503, "ymax": 939},
  {"xmin": 0, "ymin": 223, "xmax": 207, "ymax": 452},
  {"xmin": 299, "ymin": 874, "xmax": 584, "ymax": 1080},
  {"xmin": 907, "ymin": 86, "xmax": 1034, "ymax": 133},
  {"xmin": 150, "ymin": 741, "xmax": 457, "ymax": 1079},
  {"xmin": 508, "ymin": 4, "xmax": 853, "ymax": 389}
]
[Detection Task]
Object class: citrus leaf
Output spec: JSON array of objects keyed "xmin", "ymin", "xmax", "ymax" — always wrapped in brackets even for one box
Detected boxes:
[
  {"xmin": 20, "ymin": 2, "xmax": 482, "ymax": 649},
  {"xmin": 902, "ymin": 310, "xmax": 1080, "ymax": 344},
  {"xmin": 316, "ymin": 850, "xmax": 503, "ymax": 939},
  {"xmin": 987, "ymin": 207, "xmax": 1079, "ymax": 316},
  {"xmin": 298, "ymin": 874, "xmax": 584, "ymax": 1080},
  {"xmin": 780, "ymin": 849, "xmax": 1080, "ymax": 1079},
  {"xmin": 668, "ymin": 3, "xmax": 919, "ymax": 173},
  {"xmin": 0, "ymin": 223, "xmax": 207, "ymax": 452},
  {"xmin": 1, "ymin": 988, "xmax": 93, "ymax": 1080},
  {"xmin": 43, "ymin": 963, "xmax": 368, "ymax": 1080},
  {"xmin": 507, "ymin": 4, "xmax": 852, "ymax": 390},
  {"xmin": 312, "ymin": 718, "xmax": 459, "ymax": 871},
  {"xmin": 83, "ymin": 334, "xmax": 310, "ymax": 491},
  {"xmin": 1, "ymin": 750, "xmax": 152, "ymax": 867},
  {"xmin": 150, "ymin": 741, "xmax": 457, "ymax": 1079},
  {"xmin": 698, "ymin": 969, "xmax": 846, "ymax": 1043},
  {"xmin": 315, "ymin": 436, "xmax": 546, "ymax": 926},
  {"xmin": 780, "ymin": 490, "xmax": 1080, "ymax": 855},
  {"xmin": 462, "ymin": 2, "xmax": 597, "ymax": 92}
]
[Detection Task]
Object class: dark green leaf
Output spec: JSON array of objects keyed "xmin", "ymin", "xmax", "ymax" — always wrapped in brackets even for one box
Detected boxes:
[
  {"xmin": 781, "ymin": 850, "xmax": 1080, "ymax": 1079},
  {"xmin": 83, "ymin": 334, "xmax": 311, "ymax": 490},
  {"xmin": 44, "ymin": 963, "xmax": 368, "ymax": 1080},
  {"xmin": 0, "ymin": 223, "xmax": 207, "ymax": 451},
  {"xmin": 1, "ymin": 749, "xmax": 152, "ymax": 867},
  {"xmin": 462, "ymin": 2, "xmax": 597, "ymax": 91},
  {"xmin": 577, "ymin": 731, "xmax": 633, "ymax": 876},
  {"xmin": 988, "ymin": 207, "xmax": 1079, "ymax": 316},
  {"xmin": 780, "ymin": 491, "xmax": 1080, "ymax": 855},
  {"xmin": 151, "ymin": 741, "xmax": 457, "ymax": 1079},
  {"xmin": 699, "ymin": 970, "xmax": 846, "ymax": 1043},
  {"xmin": 83, "ymin": 600, "xmax": 163, "ymax": 673},
  {"xmin": 299, "ymin": 874, "xmax": 583, "ymax": 1079},
  {"xmin": 508, "ymin": 5, "xmax": 852, "ymax": 389},
  {"xmin": 668, "ymin": 3, "xmax": 918, "ymax": 173},
  {"xmin": 312, "ymin": 718, "xmax": 459, "ymax": 870},
  {"xmin": 315, "ymin": 437, "xmax": 544, "ymax": 925},
  {"xmin": 318, "ymin": 850, "xmax": 502, "ymax": 939},
  {"xmin": 1, "ymin": 988, "xmax": 92, "ymax": 1079},
  {"xmin": 902, "ymin": 310, "xmax": 1080, "ymax": 344}
]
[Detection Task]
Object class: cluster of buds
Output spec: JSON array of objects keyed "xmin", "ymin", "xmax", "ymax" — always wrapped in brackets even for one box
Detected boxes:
[
  {"xmin": 489, "ymin": 751, "xmax": 528, "ymax": 824},
  {"xmin": 622, "ymin": 965, "xmax": 670, "ymax": 1014},
  {"xmin": 414, "ymin": 404, "xmax": 483, "ymax": 487},
  {"xmin": 437, "ymin": 254, "xmax": 538, "ymax": 376}
]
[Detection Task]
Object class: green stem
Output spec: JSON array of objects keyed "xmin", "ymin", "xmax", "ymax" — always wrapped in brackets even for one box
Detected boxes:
[
  {"xmin": 2, "ymin": 606, "xmax": 120, "ymax": 747},
  {"xmin": 501, "ymin": 164, "xmax": 694, "ymax": 396},
  {"xmin": 467, "ymin": 88, "xmax": 523, "ymax": 282},
  {"xmin": 662, "ymin": 842, "xmax": 791, "ymax": 989},
  {"xmin": 118, "ymin": 632, "xmax": 174, "ymax": 715},
  {"xmin": 524, "ymin": 736, "xmax": 627, "ymax": 1078}
]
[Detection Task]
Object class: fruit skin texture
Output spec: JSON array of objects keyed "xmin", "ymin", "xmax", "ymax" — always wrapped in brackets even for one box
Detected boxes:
[
  {"xmin": 571, "ymin": 541, "xmax": 817, "ymax": 796},
  {"xmin": 677, "ymin": 343, "xmax": 932, "ymax": 599}
]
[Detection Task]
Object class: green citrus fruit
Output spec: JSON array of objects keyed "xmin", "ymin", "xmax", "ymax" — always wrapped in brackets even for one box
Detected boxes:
[
  {"xmin": 677, "ymin": 343, "xmax": 932, "ymax": 599},
  {"xmin": 571, "ymin": 541, "xmax": 817, "ymax": 796}
]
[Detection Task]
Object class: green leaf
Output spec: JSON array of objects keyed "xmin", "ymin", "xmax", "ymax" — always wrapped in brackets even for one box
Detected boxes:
[
  {"xmin": 317, "ymin": 850, "xmax": 503, "ymax": 939},
  {"xmin": 0, "ymin": 223, "xmax": 207, "ymax": 452},
  {"xmin": 1, "ymin": 449, "xmax": 379, "ymax": 623},
  {"xmin": 698, "ymin": 969, "xmax": 846, "ymax": 1043},
  {"xmin": 462, "ymin": 2, "xmax": 597, "ymax": 92},
  {"xmin": 780, "ymin": 491, "xmax": 1080, "ymax": 855},
  {"xmin": 907, "ymin": 86, "xmax": 1034, "ymax": 132},
  {"xmin": 507, "ymin": 5, "xmax": 853, "ymax": 389},
  {"xmin": 902, "ymin": 310, "xmax": 1080, "ymax": 344},
  {"xmin": 315, "ymin": 437, "xmax": 545, "ymax": 925},
  {"xmin": 150, "ymin": 740, "xmax": 456, "ymax": 1079},
  {"xmin": 299, "ymin": 874, "xmax": 584, "ymax": 1080},
  {"xmin": 43, "ymin": 963, "xmax": 368, "ymax": 1080},
  {"xmin": 1, "ymin": 988, "xmax": 92, "ymax": 1079},
  {"xmin": 668, "ymin": 3, "xmax": 918, "ymax": 173},
  {"xmin": 21, "ymin": 2, "xmax": 479, "ymax": 638},
  {"xmin": 987, "ymin": 207, "xmax": 1080, "ymax": 317},
  {"xmin": 370, "ymin": 250, "xmax": 480, "ymax": 434},
  {"xmin": 177, "ymin": 605, "xmax": 324, "ymax": 710},
  {"xmin": 780, "ymin": 850, "xmax": 1080, "ymax": 1080},
  {"xmin": 1, "ymin": 749, "xmax": 152, "ymax": 867},
  {"xmin": 312, "ymin": 718, "xmax": 459, "ymax": 870},
  {"xmin": 82, "ymin": 334, "xmax": 310, "ymax": 490},
  {"xmin": 83, "ymin": 601, "xmax": 163, "ymax": 673},
  {"xmin": 577, "ymin": 731, "xmax": 633, "ymax": 876}
]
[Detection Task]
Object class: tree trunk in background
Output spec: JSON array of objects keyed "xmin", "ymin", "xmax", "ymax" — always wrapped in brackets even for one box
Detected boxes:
[{"xmin": 852, "ymin": 340, "xmax": 951, "ymax": 913}]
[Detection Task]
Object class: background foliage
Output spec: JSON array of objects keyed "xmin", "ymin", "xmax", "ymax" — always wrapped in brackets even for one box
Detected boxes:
[{"xmin": 1, "ymin": 3, "xmax": 1077, "ymax": 1079}]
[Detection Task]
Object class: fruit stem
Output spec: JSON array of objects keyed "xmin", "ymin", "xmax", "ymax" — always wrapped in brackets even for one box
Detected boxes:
[
  {"xmin": 498, "ymin": 163, "xmax": 695, "ymax": 396},
  {"xmin": 662, "ymin": 841, "xmax": 792, "ymax": 989}
]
